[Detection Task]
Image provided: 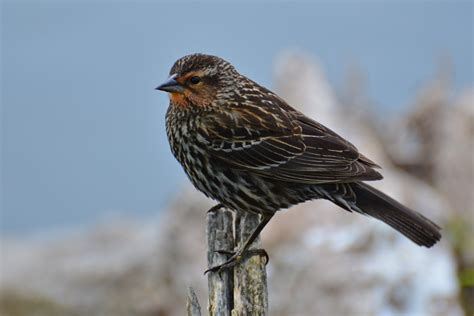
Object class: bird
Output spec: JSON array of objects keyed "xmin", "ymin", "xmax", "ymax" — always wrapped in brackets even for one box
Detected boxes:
[{"xmin": 156, "ymin": 53, "xmax": 441, "ymax": 273}]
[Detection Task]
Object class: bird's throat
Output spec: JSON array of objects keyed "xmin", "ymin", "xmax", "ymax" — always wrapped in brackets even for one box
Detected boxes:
[
  {"xmin": 170, "ymin": 91, "xmax": 211, "ymax": 108},
  {"xmin": 170, "ymin": 92, "xmax": 190, "ymax": 108}
]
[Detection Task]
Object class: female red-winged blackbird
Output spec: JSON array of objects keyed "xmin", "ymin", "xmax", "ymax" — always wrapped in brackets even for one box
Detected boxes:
[{"xmin": 156, "ymin": 54, "xmax": 441, "ymax": 273}]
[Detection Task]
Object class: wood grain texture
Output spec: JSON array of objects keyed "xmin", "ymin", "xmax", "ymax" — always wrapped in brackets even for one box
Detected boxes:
[
  {"xmin": 186, "ymin": 287, "xmax": 201, "ymax": 316},
  {"xmin": 205, "ymin": 208, "xmax": 268, "ymax": 316}
]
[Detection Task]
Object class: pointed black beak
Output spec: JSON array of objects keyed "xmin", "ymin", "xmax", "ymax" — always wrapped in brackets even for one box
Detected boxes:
[{"xmin": 155, "ymin": 74, "xmax": 184, "ymax": 93}]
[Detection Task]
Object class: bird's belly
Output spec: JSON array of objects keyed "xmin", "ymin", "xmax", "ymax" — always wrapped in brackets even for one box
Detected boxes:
[
  {"xmin": 167, "ymin": 123, "xmax": 312, "ymax": 214},
  {"xmin": 177, "ymin": 149, "xmax": 300, "ymax": 214}
]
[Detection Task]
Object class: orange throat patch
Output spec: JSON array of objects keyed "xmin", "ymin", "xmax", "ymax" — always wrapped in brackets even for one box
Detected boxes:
[
  {"xmin": 170, "ymin": 91, "xmax": 210, "ymax": 108},
  {"xmin": 169, "ymin": 92, "xmax": 190, "ymax": 108}
]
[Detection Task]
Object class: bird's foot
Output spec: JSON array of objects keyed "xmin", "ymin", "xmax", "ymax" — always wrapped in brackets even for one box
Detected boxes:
[
  {"xmin": 207, "ymin": 203, "xmax": 224, "ymax": 214},
  {"xmin": 204, "ymin": 248, "xmax": 269, "ymax": 274}
]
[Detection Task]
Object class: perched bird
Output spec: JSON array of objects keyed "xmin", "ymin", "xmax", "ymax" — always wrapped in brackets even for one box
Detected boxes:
[{"xmin": 156, "ymin": 54, "xmax": 441, "ymax": 273}]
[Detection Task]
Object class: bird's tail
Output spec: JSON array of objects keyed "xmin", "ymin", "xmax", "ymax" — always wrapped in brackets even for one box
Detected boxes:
[{"xmin": 321, "ymin": 182, "xmax": 442, "ymax": 247}]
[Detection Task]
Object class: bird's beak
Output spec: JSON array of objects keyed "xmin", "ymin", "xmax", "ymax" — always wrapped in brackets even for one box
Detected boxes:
[{"xmin": 155, "ymin": 74, "xmax": 184, "ymax": 93}]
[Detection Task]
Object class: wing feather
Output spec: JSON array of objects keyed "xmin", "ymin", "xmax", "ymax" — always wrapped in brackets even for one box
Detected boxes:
[
  {"xmin": 197, "ymin": 105, "xmax": 305, "ymax": 170},
  {"xmin": 196, "ymin": 82, "xmax": 382, "ymax": 183}
]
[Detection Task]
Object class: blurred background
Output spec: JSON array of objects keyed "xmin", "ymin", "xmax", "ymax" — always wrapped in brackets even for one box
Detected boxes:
[{"xmin": 1, "ymin": 1, "xmax": 473, "ymax": 315}]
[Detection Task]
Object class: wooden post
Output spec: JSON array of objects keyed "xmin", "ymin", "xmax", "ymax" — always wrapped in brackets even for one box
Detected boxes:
[
  {"xmin": 207, "ymin": 208, "xmax": 234, "ymax": 315},
  {"xmin": 232, "ymin": 212, "xmax": 268, "ymax": 315},
  {"xmin": 202, "ymin": 207, "xmax": 268, "ymax": 316},
  {"xmin": 187, "ymin": 287, "xmax": 202, "ymax": 316}
]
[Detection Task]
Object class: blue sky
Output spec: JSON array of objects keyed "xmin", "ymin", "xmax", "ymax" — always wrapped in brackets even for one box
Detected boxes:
[{"xmin": 2, "ymin": 1, "xmax": 473, "ymax": 235}]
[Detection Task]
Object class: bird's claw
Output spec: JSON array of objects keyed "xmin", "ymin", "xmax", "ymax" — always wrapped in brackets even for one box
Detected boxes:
[
  {"xmin": 204, "ymin": 248, "xmax": 269, "ymax": 274},
  {"xmin": 215, "ymin": 249, "xmax": 235, "ymax": 256},
  {"xmin": 253, "ymin": 248, "xmax": 269, "ymax": 266},
  {"xmin": 204, "ymin": 252, "xmax": 241, "ymax": 274},
  {"xmin": 207, "ymin": 203, "xmax": 224, "ymax": 214}
]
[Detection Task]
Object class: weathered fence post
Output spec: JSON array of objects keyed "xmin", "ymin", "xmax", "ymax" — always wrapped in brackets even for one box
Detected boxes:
[
  {"xmin": 207, "ymin": 207, "xmax": 235, "ymax": 315},
  {"xmin": 232, "ymin": 212, "xmax": 268, "ymax": 315},
  {"xmin": 192, "ymin": 207, "xmax": 268, "ymax": 316},
  {"xmin": 187, "ymin": 287, "xmax": 202, "ymax": 316}
]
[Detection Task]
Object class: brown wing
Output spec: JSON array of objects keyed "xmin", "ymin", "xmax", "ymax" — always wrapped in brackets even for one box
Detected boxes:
[
  {"xmin": 262, "ymin": 112, "xmax": 383, "ymax": 183},
  {"xmin": 197, "ymin": 80, "xmax": 382, "ymax": 183},
  {"xmin": 196, "ymin": 102, "xmax": 306, "ymax": 170}
]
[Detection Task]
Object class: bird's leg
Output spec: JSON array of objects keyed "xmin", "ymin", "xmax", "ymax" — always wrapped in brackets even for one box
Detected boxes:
[
  {"xmin": 205, "ymin": 213, "xmax": 273, "ymax": 274},
  {"xmin": 207, "ymin": 203, "xmax": 224, "ymax": 214}
]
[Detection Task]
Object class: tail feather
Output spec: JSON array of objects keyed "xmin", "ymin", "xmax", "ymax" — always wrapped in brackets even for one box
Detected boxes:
[
  {"xmin": 350, "ymin": 182, "xmax": 441, "ymax": 247},
  {"xmin": 320, "ymin": 182, "xmax": 442, "ymax": 247}
]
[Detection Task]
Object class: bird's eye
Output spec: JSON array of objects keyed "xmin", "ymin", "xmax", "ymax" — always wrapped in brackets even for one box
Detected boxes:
[{"xmin": 189, "ymin": 76, "xmax": 201, "ymax": 85}]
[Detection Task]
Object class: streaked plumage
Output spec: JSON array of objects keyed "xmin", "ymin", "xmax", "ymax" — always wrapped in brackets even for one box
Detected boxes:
[{"xmin": 158, "ymin": 54, "xmax": 441, "ymax": 271}]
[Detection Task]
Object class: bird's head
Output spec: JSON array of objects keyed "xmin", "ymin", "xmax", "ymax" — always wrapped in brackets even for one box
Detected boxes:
[{"xmin": 156, "ymin": 54, "xmax": 237, "ymax": 108}]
